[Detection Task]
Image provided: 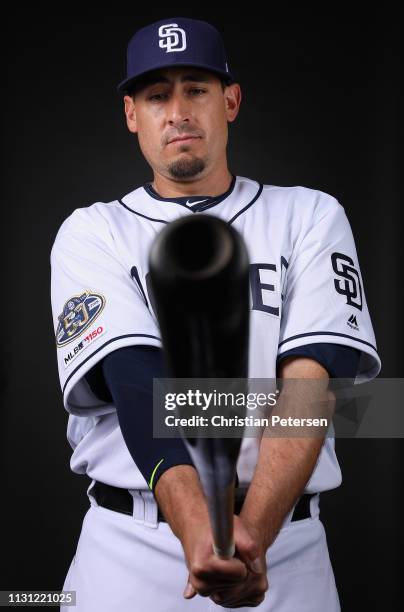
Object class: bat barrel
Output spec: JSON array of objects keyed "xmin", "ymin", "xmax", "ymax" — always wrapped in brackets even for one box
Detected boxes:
[
  {"xmin": 149, "ymin": 215, "xmax": 250, "ymax": 379},
  {"xmin": 155, "ymin": 213, "xmax": 234, "ymax": 281}
]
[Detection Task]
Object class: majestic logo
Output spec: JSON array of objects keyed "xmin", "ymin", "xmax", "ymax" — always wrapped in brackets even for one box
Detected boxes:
[
  {"xmin": 56, "ymin": 290, "xmax": 106, "ymax": 347},
  {"xmin": 347, "ymin": 314, "xmax": 359, "ymax": 331},
  {"xmin": 159, "ymin": 23, "xmax": 187, "ymax": 53},
  {"xmin": 331, "ymin": 252, "xmax": 362, "ymax": 310}
]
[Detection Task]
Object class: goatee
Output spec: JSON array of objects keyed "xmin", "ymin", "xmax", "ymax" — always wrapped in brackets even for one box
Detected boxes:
[{"xmin": 167, "ymin": 156, "xmax": 206, "ymax": 179}]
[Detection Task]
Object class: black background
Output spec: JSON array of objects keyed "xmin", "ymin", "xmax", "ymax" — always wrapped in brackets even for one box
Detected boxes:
[{"xmin": 1, "ymin": 11, "xmax": 401, "ymax": 611}]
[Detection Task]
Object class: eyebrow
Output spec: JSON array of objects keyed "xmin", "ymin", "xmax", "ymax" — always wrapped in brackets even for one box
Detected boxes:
[{"xmin": 142, "ymin": 74, "xmax": 212, "ymax": 87}]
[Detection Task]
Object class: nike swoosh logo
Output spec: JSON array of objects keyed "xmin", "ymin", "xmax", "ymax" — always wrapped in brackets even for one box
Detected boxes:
[{"xmin": 185, "ymin": 199, "xmax": 209, "ymax": 206}]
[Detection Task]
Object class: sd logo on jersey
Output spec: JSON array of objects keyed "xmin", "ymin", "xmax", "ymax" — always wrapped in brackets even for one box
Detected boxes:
[
  {"xmin": 56, "ymin": 290, "xmax": 106, "ymax": 347},
  {"xmin": 331, "ymin": 252, "xmax": 362, "ymax": 310}
]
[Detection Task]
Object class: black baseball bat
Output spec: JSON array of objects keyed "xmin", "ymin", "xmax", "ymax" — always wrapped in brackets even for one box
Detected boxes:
[{"xmin": 148, "ymin": 214, "xmax": 250, "ymax": 558}]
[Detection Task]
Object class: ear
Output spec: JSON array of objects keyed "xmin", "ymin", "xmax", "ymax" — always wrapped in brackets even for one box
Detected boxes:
[
  {"xmin": 224, "ymin": 83, "xmax": 242, "ymax": 123},
  {"xmin": 124, "ymin": 95, "xmax": 138, "ymax": 134}
]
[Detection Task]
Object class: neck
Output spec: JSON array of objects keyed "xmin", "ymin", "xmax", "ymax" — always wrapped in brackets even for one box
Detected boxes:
[{"xmin": 151, "ymin": 167, "xmax": 233, "ymax": 198}]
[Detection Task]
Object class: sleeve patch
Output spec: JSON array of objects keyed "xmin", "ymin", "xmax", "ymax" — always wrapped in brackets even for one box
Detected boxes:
[
  {"xmin": 56, "ymin": 289, "xmax": 106, "ymax": 347},
  {"xmin": 331, "ymin": 252, "xmax": 363, "ymax": 311}
]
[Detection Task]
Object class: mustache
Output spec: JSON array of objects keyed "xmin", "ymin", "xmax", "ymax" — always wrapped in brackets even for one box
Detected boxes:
[{"xmin": 165, "ymin": 130, "xmax": 203, "ymax": 144}]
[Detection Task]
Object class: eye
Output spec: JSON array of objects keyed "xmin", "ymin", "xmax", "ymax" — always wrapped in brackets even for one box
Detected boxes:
[
  {"xmin": 149, "ymin": 93, "xmax": 168, "ymax": 101},
  {"xmin": 148, "ymin": 88, "xmax": 206, "ymax": 101}
]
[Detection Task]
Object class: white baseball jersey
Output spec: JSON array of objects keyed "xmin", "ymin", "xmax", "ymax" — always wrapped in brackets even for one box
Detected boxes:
[{"xmin": 50, "ymin": 175, "xmax": 381, "ymax": 492}]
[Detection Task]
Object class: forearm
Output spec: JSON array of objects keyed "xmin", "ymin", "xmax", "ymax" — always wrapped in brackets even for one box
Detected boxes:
[
  {"xmin": 240, "ymin": 435, "xmax": 324, "ymax": 550},
  {"xmin": 241, "ymin": 356, "xmax": 334, "ymax": 550},
  {"xmin": 154, "ymin": 465, "xmax": 210, "ymax": 540}
]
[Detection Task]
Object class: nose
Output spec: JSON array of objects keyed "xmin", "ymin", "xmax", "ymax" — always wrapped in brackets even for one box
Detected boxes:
[{"xmin": 166, "ymin": 90, "xmax": 191, "ymax": 126}]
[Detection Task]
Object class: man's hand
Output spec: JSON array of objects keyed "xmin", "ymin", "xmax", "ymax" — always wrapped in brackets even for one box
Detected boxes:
[
  {"xmin": 154, "ymin": 466, "xmax": 268, "ymax": 607},
  {"xmin": 183, "ymin": 515, "xmax": 268, "ymax": 608}
]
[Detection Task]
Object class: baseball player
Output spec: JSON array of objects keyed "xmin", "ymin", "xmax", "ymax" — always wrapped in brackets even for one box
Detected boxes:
[{"xmin": 50, "ymin": 17, "xmax": 381, "ymax": 611}]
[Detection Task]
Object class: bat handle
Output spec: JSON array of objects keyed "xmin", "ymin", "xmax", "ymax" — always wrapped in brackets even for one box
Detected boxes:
[
  {"xmin": 213, "ymin": 541, "xmax": 236, "ymax": 559},
  {"xmin": 207, "ymin": 480, "xmax": 237, "ymax": 559}
]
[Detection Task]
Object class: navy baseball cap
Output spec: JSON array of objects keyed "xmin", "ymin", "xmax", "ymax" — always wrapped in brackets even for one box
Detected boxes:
[{"xmin": 117, "ymin": 17, "xmax": 235, "ymax": 94}]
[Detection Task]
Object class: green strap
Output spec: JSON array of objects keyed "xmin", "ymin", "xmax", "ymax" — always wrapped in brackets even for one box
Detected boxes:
[{"xmin": 148, "ymin": 458, "xmax": 164, "ymax": 490}]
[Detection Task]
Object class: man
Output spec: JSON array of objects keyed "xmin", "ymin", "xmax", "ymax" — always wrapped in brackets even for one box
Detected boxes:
[{"xmin": 51, "ymin": 17, "xmax": 381, "ymax": 611}]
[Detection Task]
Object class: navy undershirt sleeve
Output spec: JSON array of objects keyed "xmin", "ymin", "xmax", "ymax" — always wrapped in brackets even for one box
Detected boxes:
[
  {"xmin": 277, "ymin": 342, "xmax": 361, "ymax": 380},
  {"xmin": 85, "ymin": 345, "xmax": 195, "ymax": 492},
  {"xmin": 85, "ymin": 345, "xmax": 240, "ymax": 492}
]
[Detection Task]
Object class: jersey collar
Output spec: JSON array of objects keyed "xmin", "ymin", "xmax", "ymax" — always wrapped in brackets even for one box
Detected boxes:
[
  {"xmin": 119, "ymin": 175, "xmax": 263, "ymax": 225},
  {"xmin": 142, "ymin": 174, "xmax": 237, "ymax": 212}
]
